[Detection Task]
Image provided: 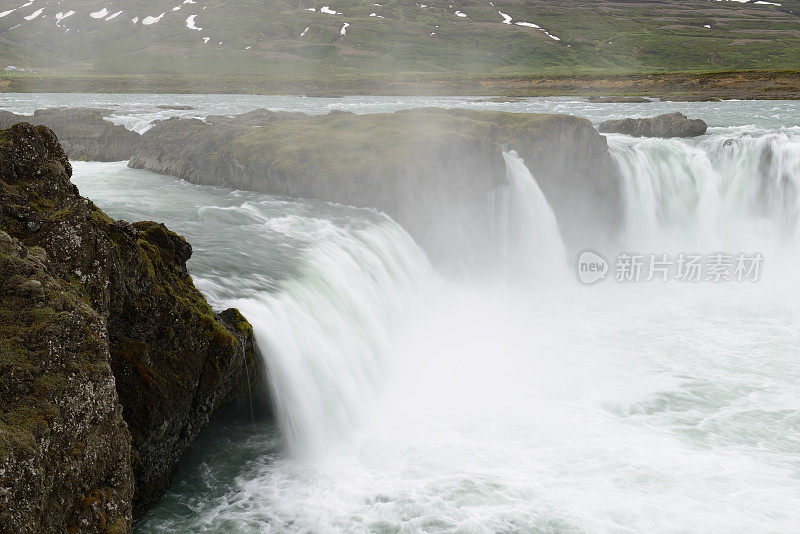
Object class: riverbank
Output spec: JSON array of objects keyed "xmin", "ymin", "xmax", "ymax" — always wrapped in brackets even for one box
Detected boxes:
[{"xmin": 1, "ymin": 70, "xmax": 799, "ymax": 100}]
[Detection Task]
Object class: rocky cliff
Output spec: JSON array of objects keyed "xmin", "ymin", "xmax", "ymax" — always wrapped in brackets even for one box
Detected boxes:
[
  {"xmin": 0, "ymin": 231, "xmax": 133, "ymax": 534},
  {"xmin": 0, "ymin": 108, "xmax": 141, "ymax": 162},
  {"xmin": 0, "ymin": 123, "xmax": 262, "ymax": 530},
  {"xmin": 129, "ymin": 108, "xmax": 622, "ymax": 263}
]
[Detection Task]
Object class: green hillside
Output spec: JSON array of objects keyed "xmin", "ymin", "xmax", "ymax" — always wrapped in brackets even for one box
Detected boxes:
[{"xmin": 0, "ymin": 0, "xmax": 799, "ymax": 79}]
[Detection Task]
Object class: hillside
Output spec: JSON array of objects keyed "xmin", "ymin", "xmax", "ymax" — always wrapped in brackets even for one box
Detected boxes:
[{"xmin": 0, "ymin": 0, "xmax": 799, "ymax": 81}]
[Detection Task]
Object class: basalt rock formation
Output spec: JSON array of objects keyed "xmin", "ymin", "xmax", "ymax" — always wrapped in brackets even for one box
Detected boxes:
[
  {"xmin": 0, "ymin": 123, "xmax": 261, "ymax": 530},
  {"xmin": 129, "ymin": 108, "xmax": 622, "ymax": 262},
  {"xmin": 0, "ymin": 108, "xmax": 142, "ymax": 161},
  {"xmin": 598, "ymin": 112, "xmax": 708, "ymax": 138}
]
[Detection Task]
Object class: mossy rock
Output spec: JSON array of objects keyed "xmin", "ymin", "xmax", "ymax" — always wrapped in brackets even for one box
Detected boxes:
[{"xmin": 0, "ymin": 122, "xmax": 265, "ymax": 525}]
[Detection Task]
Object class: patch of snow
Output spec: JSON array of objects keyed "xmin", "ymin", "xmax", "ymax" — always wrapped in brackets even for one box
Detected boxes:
[
  {"xmin": 340, "ymin": 21, "xmax": 349, "ymax": 35},
  {"xmin": 703, "ymin": 24, "xmax": 711, "ymax": 28},
  {"xmin": 90, "ymin": 8, "xmax": 109, "ymax": 19},
  {"xmin": 203, "ymin": 36, "xmax": 210, "ymax": 43},
  {"xmin": 320, "ymin": 6, "xmax": 342, "ymax": 15},
  {"xmin": 142, "ymin": 13, "xmax": 165, "ymax": 25},
  {"xmin": 105, "ymin": 11, "xmax": 123, "ymax": 21},
  {"xmin": 172, "ymin": 6, "xmax": 181, "ymax": 12},
  {"xmin": 186, "ymin": 14, "xmax": 201, "ymax": 30},
  {"xmin": 19, "ymin": 1, "xmax": 33, "ymax": 8},
  {"xmin": 514, "ymin": 20, "xmax": 561, "ymax": 41},
  {"xmin": 305, "ymin": 7, "xmax": 316, "ymax": 11},
  {"xmin": 183, "ymin": 0, "xmax": 196, "ymax": 3},
  {"xmin": 754, "ymin": 1, "xmax": 781, "ymax": 4},
  {"xmin": 499, "ymin": 11, "xmax": 511, "ymax": 24},
  {"xmin": 0, "ymin": 9, "xmax": 17, "ymax": 18},
  {"xmin": 300, "ymin": 26, "xmax": 310, "ymax": 37},
  {"xmin": 429, "ymin": 31, "xmax": 435, "ymax": 36},
  {"xmin": 369, "ymin": 12, "xmax": 384, "ymax": 17},
  {"xmin": 55, "ymin": 10, "xmax": 75, "ymax": 23},
  {"xmin": 24, "ymin": 7, "xmax": 44, "ymax": 20},
  {"xmin": 455, "ymin": 10, "xmax": 467, "ymax": 17},
  {"xmin": 374, "ymin": 3, "xmax": 382, "ymax": 5},
  {"xmin": 131, "ymin": 16, "xmax": 139, "ymax": 23},
  {"xmin": 245, "ymin": 45, "xmax": 252, "ymax": 49}
]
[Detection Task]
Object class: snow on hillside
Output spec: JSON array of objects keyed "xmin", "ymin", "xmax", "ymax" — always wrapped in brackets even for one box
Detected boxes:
[{"xmin": 0, "ymin": 0, "xmax": 797, "ymax": 75}]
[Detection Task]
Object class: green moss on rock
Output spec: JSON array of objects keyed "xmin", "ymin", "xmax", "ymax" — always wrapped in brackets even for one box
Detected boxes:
[{"xmin": 0, "ymin": 122, "xmax": 264, "ymax": 527}]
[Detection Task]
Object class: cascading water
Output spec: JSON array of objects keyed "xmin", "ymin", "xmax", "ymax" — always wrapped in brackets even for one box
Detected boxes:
[
  {"xmin": 609, "ymin": 132, "xmax": 800, "ymax": 252},
  {"xmin": 490, "ymin": 150, "xmax": 567, "ymax": 278},
  {"xmin": 229, "ymin": 221, "xmax": 433, "ymax": 458},
  {"xmin": 226, "ymin": 151, "xmax": 564, "ymax": 457}
]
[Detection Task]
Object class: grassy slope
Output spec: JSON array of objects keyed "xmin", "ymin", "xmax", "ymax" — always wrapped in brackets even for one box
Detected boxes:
[{"xmin": 1, "ymin": 0, "xmax": 799, "ymax": 79}]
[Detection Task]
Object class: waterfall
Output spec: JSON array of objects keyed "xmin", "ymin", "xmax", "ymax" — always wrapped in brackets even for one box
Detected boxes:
[
  {"xmin": 220, "ymin": 151, "xmax": 569, "ymax": 458},
  {"xmin": 491, "ymin": 150, "xmax": 567, "ymax": 278},
  {"xmin": 230, "ymin": 219, "xmax": 433, "ymax": 458},
  {"xmin": 609, "ymin": 132, "xmax": 800, "ymax": 251}
]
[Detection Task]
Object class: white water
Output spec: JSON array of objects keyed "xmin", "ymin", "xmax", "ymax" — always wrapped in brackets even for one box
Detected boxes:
[
  {"xmin": 491, "ymin": 151, "xmax": 566, "ymax": 279},
  {"xmin": 56, "ymin": 98, "xmax": 800, "ymax": 532},
  {"xmin": 231, "ymin": 221, "xmax": 432, "ymax": 458},
  {"xmin": 611, "ymin": 132, "xmax": 800, "ymax": 255}
]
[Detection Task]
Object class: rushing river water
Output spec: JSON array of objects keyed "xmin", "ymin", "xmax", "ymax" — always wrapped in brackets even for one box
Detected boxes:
[{"xmin": 4, "ymin": 94, "xmax": 800, "ymax": 532}]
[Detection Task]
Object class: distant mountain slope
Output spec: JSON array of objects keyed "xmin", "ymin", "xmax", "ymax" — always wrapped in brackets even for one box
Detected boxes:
[{"xmin": 1, "ymin": 0, "xmax": 799, "ymax": 76}]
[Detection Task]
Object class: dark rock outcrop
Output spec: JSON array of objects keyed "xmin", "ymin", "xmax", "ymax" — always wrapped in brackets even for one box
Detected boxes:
[
  {"xmin": 598, "ymin": 112, "xmax": 707, "ymax": 138},
  {"xmin": 0, "ymin": 108, "xmax": 141, "ymax": 161},
  {"xmin": 0, "ymin": 123, "xmax": 261, "ymax": 527},
  {"xmin": 129, "ymin": 108, "xmax": 622, "ymax": 262},
  {"xmin": 0, "ymin": 231, "xmax": 134, "ymax": 534}
]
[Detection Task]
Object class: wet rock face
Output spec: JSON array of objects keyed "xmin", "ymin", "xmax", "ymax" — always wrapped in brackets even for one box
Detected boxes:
[
  {"xmin": 0, "ymin": 108, "xmax": 142, "ymax": 161},
  {"xmin": 598, "ymin": 112, "xmax": 708, "ymax": 138},
  {"xmin": 0, "ymin": 123, "xmax": 261, "ymax": 524}
]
